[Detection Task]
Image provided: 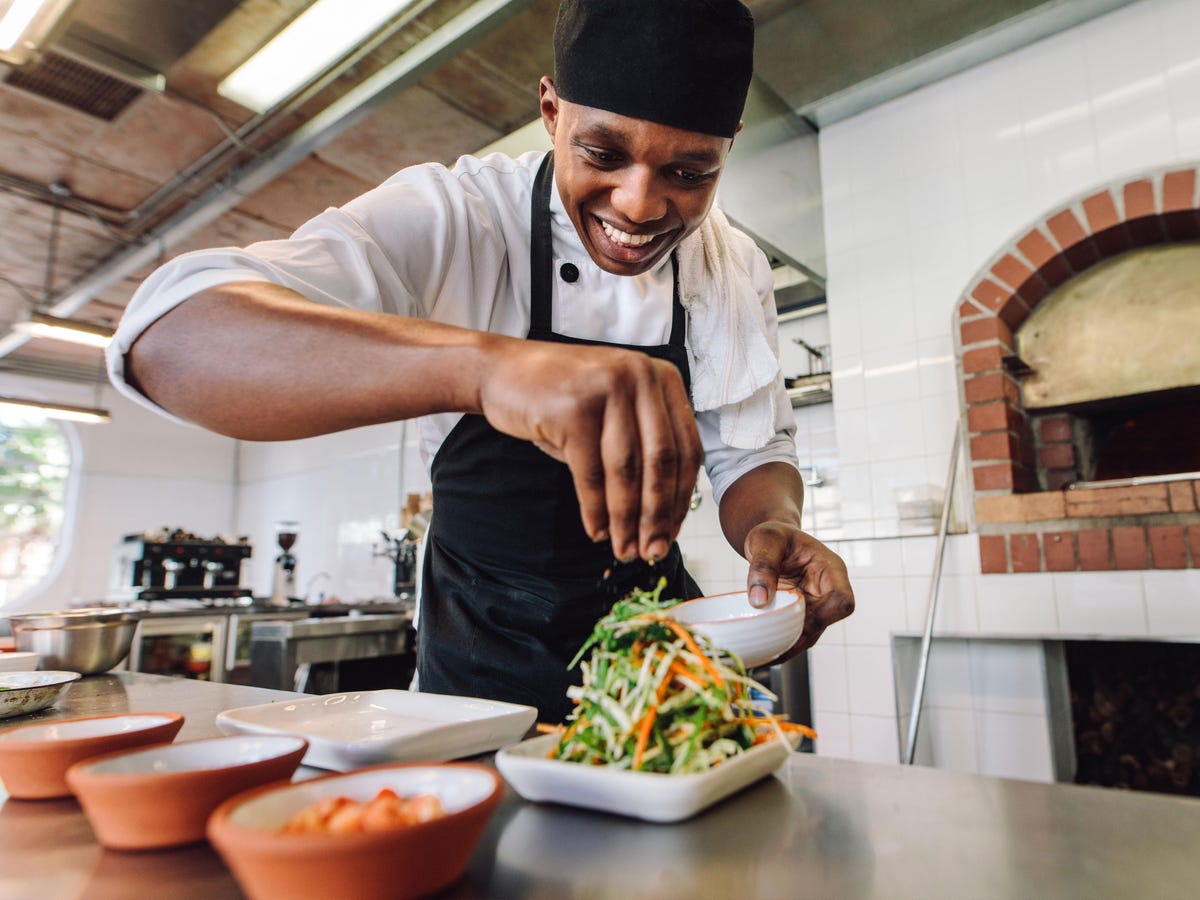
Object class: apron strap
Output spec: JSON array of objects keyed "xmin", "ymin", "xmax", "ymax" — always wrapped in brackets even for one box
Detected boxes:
[{"xmin": 530, "ymin": 151, "xmax": 555, "ymax": 335}]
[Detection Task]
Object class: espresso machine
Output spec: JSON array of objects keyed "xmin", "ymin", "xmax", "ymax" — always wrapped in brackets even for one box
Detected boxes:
[{"xmin": 109, "ymin": 528, "xmax": 253, "ymax": 605}]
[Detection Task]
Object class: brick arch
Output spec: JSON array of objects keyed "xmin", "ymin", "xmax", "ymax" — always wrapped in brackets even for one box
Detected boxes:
[{"xmin": 954, "ymin": 163, "xmax": 1200, "ymax": 574}]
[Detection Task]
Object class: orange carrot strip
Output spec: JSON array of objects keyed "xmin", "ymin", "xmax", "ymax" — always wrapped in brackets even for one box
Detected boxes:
[
  {"xmin": 731, "ymin": 716, "xmax": 818, "ymax": 740},
  {"xmin": 632, "ymin": 706, "xmax": 658, "ymax": 770},
  {"xmin": 658, "ymin": 618, "xmax": 724, "ymax": 688}
]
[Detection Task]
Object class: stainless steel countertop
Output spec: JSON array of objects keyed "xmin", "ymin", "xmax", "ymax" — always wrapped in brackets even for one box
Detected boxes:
[{"xmin": 2, "ymin": 673, "xmax": 1198, "ymax": 899}]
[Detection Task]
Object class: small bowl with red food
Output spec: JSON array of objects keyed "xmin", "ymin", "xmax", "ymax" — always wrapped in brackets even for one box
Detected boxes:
[{"xmin": 207, "ymin": 762, "xmax": 502, "ymax": 900}]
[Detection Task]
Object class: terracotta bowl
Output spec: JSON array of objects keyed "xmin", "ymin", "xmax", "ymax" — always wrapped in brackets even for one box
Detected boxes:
[
  {"xmin": 669, "ymin": 589, "xmax": 806, "ymax": 668},
  {"xmin": 0, "ymin": 712, "xmax": 184, "ymax": 799},
  {"xmin": 208, "ymin": 762, "xmax": 501, "ymax": 900},
  {"xmin": 65, "ymin": 734, "xmax": 307, "ymax": 850}
]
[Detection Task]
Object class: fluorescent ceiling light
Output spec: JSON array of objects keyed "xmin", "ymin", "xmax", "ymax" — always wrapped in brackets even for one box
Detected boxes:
[
  {"xmin": 12, "ymin": 312, "xmax": 114, "ymax": 348},
  {"xmin": 217, "ymin": 0, "xmax": 417, "ymax": 113},
  {"xmin": 0, "ymin": 395, "xmax": 110, "ymax": 424},
  {"xmin": 0, "ymin": 0, "xmax": 77, "ymax": 66}
]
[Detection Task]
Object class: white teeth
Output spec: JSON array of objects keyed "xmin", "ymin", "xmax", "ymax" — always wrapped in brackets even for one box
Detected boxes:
[{"xmin": 601, "ymin": 221, "xmax": 654, "ymax": 247}]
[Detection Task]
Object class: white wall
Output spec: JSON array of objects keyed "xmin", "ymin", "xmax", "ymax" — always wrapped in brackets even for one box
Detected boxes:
[
  {"xmin": 235, "ymin": 421, "xmax": 418, "ymax": 603},
  {"xmin": 812, "ymin": 0, "xmax": 1200, "ymax": 774},
  {"xmin": 0, "ymin": 373, "xmax": 238, "ymax": 612}
]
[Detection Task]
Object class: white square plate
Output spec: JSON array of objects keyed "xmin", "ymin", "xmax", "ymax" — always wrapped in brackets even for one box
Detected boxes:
[
  {"xmin": 495, "ymin": 732, "xmax": 796, "ymax": 823},
  {"xmin": 215, "ymin": 689, "xmax": 537, "ymax": 771}
]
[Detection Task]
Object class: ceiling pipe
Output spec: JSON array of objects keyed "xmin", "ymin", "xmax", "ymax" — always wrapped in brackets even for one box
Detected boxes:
[{"xmin": 0, "ymin": 0, "xmax": 536, "ymax": 363}]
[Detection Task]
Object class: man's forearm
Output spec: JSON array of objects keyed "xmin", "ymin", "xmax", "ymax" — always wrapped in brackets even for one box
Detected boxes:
[
  {"xmin": 717, "ymin": 461, "xmax": 805, "ymax": 558},
  {"xmin": 124, "ymin": 281, "xmax": 501, "ymax": 441}
]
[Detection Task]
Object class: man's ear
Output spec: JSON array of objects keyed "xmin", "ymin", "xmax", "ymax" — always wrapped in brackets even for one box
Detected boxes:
[
  {"xmin": 539, "ymin": 77, "xmax": 560, "ymax": 139},
  {"xmin": 729, "ymin": 120, "xmax": 744, "ymax": 152}
]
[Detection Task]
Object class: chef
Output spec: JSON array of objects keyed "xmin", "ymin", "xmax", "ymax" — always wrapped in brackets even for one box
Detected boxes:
[{"xmin": 107, "ymin": 0, "xmax": 854, "ymax": 721}]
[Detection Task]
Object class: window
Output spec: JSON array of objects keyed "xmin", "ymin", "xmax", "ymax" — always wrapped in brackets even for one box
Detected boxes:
[{"xmin": 0, "ymin": 409, "xmax": 71, "ymax": 608}]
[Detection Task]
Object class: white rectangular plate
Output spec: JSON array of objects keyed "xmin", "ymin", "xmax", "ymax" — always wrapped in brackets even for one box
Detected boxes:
[
  {"xmin": 495, "ymin": 732, "xmax": 795, "ymax": 823},
  {"xmin": 215, "ymin": 689, "xmax": 537, "ymax": 771}
]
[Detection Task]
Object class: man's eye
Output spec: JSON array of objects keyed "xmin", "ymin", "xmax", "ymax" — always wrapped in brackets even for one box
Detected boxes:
[
  {"xmin": 584, "ymin": 147, "xmax": 620, "ymax": 164},
  {"xmin": 675, "ymin": 169, "xmax": 712, "ymax": 185}
]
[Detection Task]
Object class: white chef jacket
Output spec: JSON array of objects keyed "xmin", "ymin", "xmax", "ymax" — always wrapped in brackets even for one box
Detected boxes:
[{"xmin": 107, "ymin": 151, "xmax": 798, "ymax": 505}]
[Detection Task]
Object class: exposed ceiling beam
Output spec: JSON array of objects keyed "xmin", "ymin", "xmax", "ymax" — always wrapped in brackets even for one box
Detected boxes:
[{"xmin": 0, "ymin": 0, "xmax": 537, "ymax": 363}]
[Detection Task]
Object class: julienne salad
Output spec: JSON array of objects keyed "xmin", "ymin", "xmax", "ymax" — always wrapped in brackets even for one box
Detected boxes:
[{"xmin": 546, "ymin": 580, "xmax": 816, "ymax": 774}]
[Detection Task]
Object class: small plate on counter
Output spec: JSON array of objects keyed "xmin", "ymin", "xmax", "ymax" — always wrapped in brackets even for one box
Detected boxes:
[
  {"xmin": 215, "ymin": 690, "xmax": 537, "ymax": 771},
  {"xmin": 0, "ymin": 671, "xmax": 81, "ymax": 720},
  {"xmin": 0, "ymin": 651, "xmax": 40, "ymax": 673},
  {"xmin": 495, "ymin": 732, "xmax": 798, "ymax": 823}
]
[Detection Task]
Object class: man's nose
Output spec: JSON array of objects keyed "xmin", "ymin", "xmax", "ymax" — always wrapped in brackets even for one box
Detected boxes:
[{"xmin": 611, "ymin": 168, "xmax": 667, "ymax": 224}]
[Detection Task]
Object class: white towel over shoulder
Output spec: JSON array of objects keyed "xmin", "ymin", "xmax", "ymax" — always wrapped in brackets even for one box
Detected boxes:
[{"xmin": 676, "ymin": 207, "xmax": 780, "ymax": 449}]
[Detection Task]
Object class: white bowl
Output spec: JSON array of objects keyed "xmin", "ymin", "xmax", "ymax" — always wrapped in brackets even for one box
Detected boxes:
[
  {"xmin": 0, "ymin": 670, "xmax": 81, "ymax": 719},
  {"xmin": 669, "ymin": 590, "xmax": 805, "ymax": 668},
  {"xmin": 0, "ymin": 651, "xmax": 41, "ymax": 672}
]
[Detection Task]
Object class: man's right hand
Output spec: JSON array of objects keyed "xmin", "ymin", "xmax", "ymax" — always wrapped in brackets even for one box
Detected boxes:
[
  {"xmin": 478, "ymin": 338, "xmax": 702, "ymax": 564},
  {"xmin": 126, "ymin": 284, "xmax": 701, "ymax": 563}
]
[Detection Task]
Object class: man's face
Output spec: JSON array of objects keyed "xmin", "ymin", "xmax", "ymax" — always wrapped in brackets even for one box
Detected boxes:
[{"xmin": 539, "ymin": 78, "xmax": 735, "ymax": 277}]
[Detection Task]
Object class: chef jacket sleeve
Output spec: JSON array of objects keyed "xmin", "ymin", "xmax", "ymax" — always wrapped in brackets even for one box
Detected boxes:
[{"xmin": 107, "ymin": 160, "xmax": 513, "ymax": 418}]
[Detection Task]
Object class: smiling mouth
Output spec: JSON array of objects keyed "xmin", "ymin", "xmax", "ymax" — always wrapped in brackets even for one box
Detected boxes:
[{"xmin": 600, "ymin": 220, "xmax": 656, "ymax": 248}]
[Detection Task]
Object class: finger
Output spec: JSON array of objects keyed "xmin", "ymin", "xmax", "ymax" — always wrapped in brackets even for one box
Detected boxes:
[
  {"xmin": 745, "ymin": 528, "xmax": 787, "ymax": 608},
  {"xmin": 598, "ymin": 380, "xmax": 643, "ymax": 562},
  {"xmin": 560, "ymin": 416, "xmax": 611, "ymax": 546},
  {"xmin": 633, "ymin": 363, "xmax": 681, "ymax": 562}
]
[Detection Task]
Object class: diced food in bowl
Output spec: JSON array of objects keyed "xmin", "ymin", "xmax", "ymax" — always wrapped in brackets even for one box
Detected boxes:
[
  {"xmin": 207, "ymin": 763, "xmax": 501, "ymax": 900},
  {"xmin": 280, "ymin": 788, "xmax": 446, "ymax": 835},
  {"xmin": 0, "ymin": 712, "xmax": 184, "ymax": 799}
]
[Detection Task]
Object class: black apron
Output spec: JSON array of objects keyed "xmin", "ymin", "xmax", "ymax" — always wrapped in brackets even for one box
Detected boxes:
[{"xmin": 416, "ymin": 152, "xmax": 703, "ymax": 722}]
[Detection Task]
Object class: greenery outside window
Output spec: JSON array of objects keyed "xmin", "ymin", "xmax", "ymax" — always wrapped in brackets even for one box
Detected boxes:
[{"xmin": 0, "ymin": 409, "xmax": 71, "ymax": 609}]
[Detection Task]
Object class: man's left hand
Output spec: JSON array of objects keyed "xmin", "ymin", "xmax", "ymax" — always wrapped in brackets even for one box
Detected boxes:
[{"xmin": 744, "ymin": 521, "xmax": 854, "ymax": 661}]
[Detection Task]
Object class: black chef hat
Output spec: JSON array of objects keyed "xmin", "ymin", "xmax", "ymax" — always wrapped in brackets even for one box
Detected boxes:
[{"xmin": 553, "ymin": 0, "xmax": 754, "ymax": 139}]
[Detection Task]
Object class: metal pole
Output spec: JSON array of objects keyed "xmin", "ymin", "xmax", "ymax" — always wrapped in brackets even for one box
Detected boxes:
[{"xmin": 903, "ymin": 421, "xmax": 961, "ymax": 765}]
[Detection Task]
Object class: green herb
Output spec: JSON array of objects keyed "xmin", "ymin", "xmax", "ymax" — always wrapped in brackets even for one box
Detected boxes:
[{"xmin": 553, "ymin": 579, "xmax": 795, "ymax": 774}]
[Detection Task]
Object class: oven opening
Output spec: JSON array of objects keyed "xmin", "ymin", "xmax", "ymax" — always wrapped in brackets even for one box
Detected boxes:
[{"xmin": 1072, "ymin": 386, "xmax": 1200, "ymax": 483}]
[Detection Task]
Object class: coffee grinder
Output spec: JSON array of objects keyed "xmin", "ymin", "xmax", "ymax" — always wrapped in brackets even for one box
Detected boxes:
[{"xmin": 269, "ymin": 520, "xmax": 300, "ymax": 607}]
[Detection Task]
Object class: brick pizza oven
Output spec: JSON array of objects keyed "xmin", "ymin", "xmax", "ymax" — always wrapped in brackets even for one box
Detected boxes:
[{"xmin": 956, "ymin": 162, "xmax": 1200, "ymax": 574}]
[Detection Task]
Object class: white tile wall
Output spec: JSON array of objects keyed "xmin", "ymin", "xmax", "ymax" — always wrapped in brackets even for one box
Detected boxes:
[
  {"xmin": 967, "ymin": 642, "xmax": 1048, "ymax": 716},
  {"xmin": 811, "ymin": 711, "xmax": 852, "ymax": 758},
  {"xmin": 807, "ymin": 642, "xmax": 849, "ymax": 714},
  {"xmin": 976, "ymin": 573, "xmax": 1059, "ymax": 635},
  {"xmin": 1142, "ymin": 570, "xmax": 1200, "ymax": 636},
  {"xmin": 813, "ymin": 0, "xmax": 1200, "ymax": 773},
  {"xmin": 1053, "ymin": 572, "xmax": 1149, "ymax": 637},
  {"xmin": 849, "ymin": 713, "xmax": 901, "ymax": 765},
  {"xmin": 975, "ymin": 711, "xmax": 1055, "ymax": 783},
  {"xmin": 845, "ymin": 645, "xmax": 899, "ymax": 717},
  {"xmin": 2, "ymin": 377, "xmax": 239, "ymax": 613}
]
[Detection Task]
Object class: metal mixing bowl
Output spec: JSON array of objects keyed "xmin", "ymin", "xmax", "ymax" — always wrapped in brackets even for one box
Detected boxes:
[{"xmin": 8, "ymin": 608, "xmax": 141, "ymax": 675}]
